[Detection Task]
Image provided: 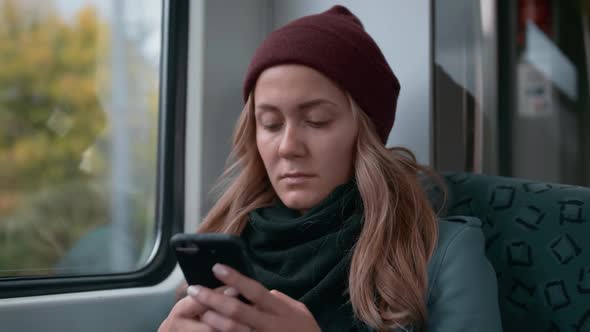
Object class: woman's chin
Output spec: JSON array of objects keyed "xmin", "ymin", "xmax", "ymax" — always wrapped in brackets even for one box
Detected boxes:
[{"xmin": 279, "ymin": 191, "xmax": 320, "ymax": 213}]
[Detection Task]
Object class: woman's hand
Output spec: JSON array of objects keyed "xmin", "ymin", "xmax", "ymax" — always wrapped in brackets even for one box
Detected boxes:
[
  {"xmin": 190, "ymin": 263, "xmax": 322, "ymax": 332},
  {"xmin": 158, "ymin": 285, "xmax": 239, "ymax": 332}
]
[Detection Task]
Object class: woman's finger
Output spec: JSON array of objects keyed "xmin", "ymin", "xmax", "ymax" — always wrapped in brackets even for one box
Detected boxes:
[
  {"xmin": 170, "ymin": 295, "xmax": 208, "ymax": 319},
  {"xmin": 176, "ymin": 281, "xmax": 234, "ymax": 300},
  {"xmin": 221, "ymin": 286, "xmax": 239, "ymax": 297},
  {"xmin": 269, "ymin": 289, "xmax": 308, "ymax": 312},
  {"xmin": 170, "ymin": 286, "xmax": 236, "ymax": 319},
  {"xmin": 189, "ymin": 285, "xmax": 266, "ymax": 329},
  {"xmin": 211, "ymin": 263, "xmax": 284, "ymax": 314},
  {"xmin": 175, "ymin": 280, "xmax": 189, "ymax": 301},
  {"xmin": 215, "ymin": 286, "xmax": 239, "ymax": 297},
  {"xmin": 201, "ymin": 310, "xmax": 251, "ymax": 332},
  {"xmin": 163, "ymin": 317, "xmax": 219, "ymax": 332}
]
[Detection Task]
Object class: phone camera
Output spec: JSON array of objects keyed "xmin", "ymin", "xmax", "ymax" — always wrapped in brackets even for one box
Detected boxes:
[{"xmin": 177, "ymin": 241, "xmax": 200, "ymax": 254}]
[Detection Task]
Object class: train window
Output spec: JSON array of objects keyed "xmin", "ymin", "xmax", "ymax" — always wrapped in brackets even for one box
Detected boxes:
[
  {"xmin": 434, "ymin": 0, "xmax": 590, "ymax": 187},
  {"xmin": 0, "ymin": 0, "xmax": 163, "ymax": 278}
]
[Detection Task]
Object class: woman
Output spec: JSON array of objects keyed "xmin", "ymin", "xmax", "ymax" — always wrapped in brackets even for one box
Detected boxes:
[{"xmin": 159, "ymin": 5, "xmax": 502, "ymax": 332}]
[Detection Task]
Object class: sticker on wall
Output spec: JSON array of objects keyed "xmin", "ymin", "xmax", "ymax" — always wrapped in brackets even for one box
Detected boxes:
[{"xmin": 517, "ymin": 61, "xmax": 553, "ymax": 118}]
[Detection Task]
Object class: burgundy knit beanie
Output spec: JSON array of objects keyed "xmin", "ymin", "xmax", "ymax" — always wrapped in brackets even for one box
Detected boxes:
[{"xmin": 243, "ymin": 5, "xmax": 400, "ymax": 143}]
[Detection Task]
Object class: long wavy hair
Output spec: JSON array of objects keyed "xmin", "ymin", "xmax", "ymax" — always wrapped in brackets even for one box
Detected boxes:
[{"xmin": 198, "ymin": 93, "xmax": 441, "ymax": 331}]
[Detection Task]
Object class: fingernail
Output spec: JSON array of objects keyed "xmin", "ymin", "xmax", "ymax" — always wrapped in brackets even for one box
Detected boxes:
[
  {"xmin": 187, "ymin": 285, "xmax": 201, "ymax": 297},
  {"xmin": 224, "ymin": 287, "xmax": 239, "ymax": 297},
  {"xmin": 212, "ymin": 263, "xmax": 229, "ymax": 277}
]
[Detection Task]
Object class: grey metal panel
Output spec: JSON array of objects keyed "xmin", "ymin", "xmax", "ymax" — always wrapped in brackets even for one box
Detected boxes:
[
  {"xmin": 433, "ymin": 0, "xmax": 498, "ymax": 173},
  {"xmin": 198, "ymin": 0, "xmax": 272, "ymax": 216},
  {"xmin": 0, "ymin": 268, "xmax": 182, "ymax": 332}
]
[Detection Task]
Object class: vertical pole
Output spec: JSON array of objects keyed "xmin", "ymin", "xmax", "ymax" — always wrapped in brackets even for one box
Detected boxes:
[{"xmin": 110, "ymin": 0, "xmax": 133, "ymax": 272}]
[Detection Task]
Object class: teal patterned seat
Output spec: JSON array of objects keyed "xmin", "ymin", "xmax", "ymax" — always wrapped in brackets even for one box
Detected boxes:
[{"xmin": 441, "ymin": 172, "xmax": 590, "ymax": 332}]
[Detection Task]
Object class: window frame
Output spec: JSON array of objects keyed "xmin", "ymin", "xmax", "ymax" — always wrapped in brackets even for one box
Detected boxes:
[
  {"xmin": 431, "ymin": 0, "xmax": 500, "ymax": 174},
  {"xmin": 0, "ymin": 0, "xmax": 188, "ymax": 298}
]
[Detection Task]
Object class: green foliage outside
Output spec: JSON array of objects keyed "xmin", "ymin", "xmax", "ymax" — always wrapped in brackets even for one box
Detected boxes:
[{"xmin": 0, "ymin": 0, "xmax": 160, "ymax": 276}]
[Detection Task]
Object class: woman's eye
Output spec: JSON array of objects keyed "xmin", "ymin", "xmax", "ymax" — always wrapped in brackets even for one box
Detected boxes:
[
  {"xmin": 306, "ymin": 120, "xmax": 329, "ymax": 128},
  {"xmin": 262, "ymin": 123, "xmax": 282, "ymax": 131}
]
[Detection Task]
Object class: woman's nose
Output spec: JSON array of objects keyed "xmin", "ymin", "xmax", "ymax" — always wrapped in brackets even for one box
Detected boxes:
[{"xmin": 278, "ymin": 124, "xmax": 306, "ymax": 158}]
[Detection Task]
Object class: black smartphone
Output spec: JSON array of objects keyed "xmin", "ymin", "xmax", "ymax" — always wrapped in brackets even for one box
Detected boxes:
[{"xmin": 170, "ymin": 233, "xmax": 256, "ymax": 300}]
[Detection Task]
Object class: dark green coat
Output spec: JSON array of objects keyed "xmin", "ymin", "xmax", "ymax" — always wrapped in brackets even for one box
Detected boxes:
[{"xmin": 420, "ymin": 217, "xmax": 503, "ymax": 331}]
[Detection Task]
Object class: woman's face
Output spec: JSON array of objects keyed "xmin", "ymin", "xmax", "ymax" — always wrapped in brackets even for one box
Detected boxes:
[{"xmin": 254, "ymin": 64, "xmax": 358, "ymax": 214}]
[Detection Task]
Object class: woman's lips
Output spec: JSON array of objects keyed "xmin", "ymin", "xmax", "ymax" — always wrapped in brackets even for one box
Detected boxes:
[{"xmin": 280, "ymin": 174, "xmax": 315, "ymax": 184}]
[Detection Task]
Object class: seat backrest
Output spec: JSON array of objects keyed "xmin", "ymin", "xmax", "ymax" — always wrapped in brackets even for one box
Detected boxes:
[{"xmin": 442, "ymin": 172, "xmax": 590, "ymax": 332}]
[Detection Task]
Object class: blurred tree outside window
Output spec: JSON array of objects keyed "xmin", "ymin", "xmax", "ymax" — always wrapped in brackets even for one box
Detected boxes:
[{"xmin": 0, "ymin": 0, "xmax": 162, "ymax": 277}]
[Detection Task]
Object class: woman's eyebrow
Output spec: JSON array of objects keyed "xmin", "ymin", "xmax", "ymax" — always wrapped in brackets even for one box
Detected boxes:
[
  {"xmin": 255, "ymin": 104, "xmax": 280, "ymax": 113},
  {"xmin": 256, "ymin": 99, "xmax": 337, "ymax": 112},
  {"xmin": 297, "ymin": 98, "xmax": 337, "ymax": 110}
]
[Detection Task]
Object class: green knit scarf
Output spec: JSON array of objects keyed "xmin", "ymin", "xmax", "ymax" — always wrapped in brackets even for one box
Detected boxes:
[{"xmin": 242, "ymin": 180, "xmax": 369, "ymax": 331}]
